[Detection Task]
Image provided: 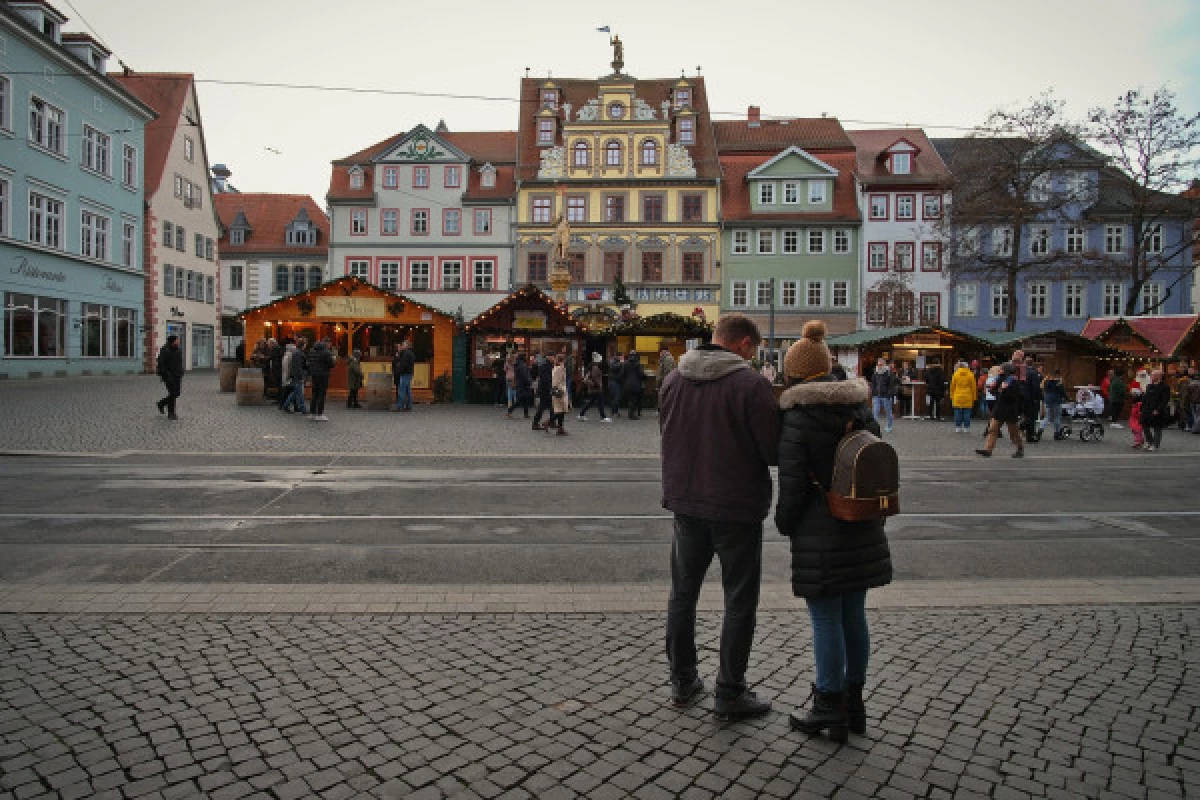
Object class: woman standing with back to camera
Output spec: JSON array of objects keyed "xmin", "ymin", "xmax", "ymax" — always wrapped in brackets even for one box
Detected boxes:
[{"xmin": 775, "ymin": 321, "xmax": 893, "ymax": 743}]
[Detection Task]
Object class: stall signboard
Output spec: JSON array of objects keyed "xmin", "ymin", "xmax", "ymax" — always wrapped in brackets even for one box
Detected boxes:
[
  {"xmin": 1026, "ymin": 337, "xmax": 1058, "ymax": 353},
  {"xmin": 316, "ymin": 297, "xmax": 385, "ymax": 318},
  {"xmin": 903, "ymin": 334, "xmax": 941, "ymax": 347},
  {"xmin": 514, "ymin": 311, "xmax": 547, "ymax": 331}
]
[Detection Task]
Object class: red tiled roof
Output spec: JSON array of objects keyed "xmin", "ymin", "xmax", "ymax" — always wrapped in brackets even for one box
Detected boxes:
[
  {"xmin": 443, "ymin": 131, "xmax": 517, "ymax": 165},
  {"xmin": 213, "ymin": 194, "xmax": 329, "ymax": 256},
  {"xmin": 109, "ymin": 72, "xmax": 193, "ymax": 197},
  {"xmin": 516, "ymin": 76, "xmax": 720, "ymax": 181},
  {"xmin": 848, "ymin": 128, "xmax": 952, "ymax": 187},
  {"xmin": 463, "ymin": 165, "xmax": 516, "ymax": 203},
  {"xmin": 714, "ymin": 117, "xmax": 852, "ymax": 151},
  {"xmin": 1083, "ymin": 315, "xmax": 1200, "ymax": 357},
  {"xmin": 719, "ymin": 152, "xmax": 861, "ymax": 223}
]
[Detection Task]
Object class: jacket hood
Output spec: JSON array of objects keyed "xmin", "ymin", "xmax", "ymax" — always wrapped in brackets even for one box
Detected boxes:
[
  {"xmin": 676, "ymin": 346, "xmax": 751, "ymax": 383},
  {"xmin": 779, "ymin": 377, "xmax": 870, "ymax": 410}
]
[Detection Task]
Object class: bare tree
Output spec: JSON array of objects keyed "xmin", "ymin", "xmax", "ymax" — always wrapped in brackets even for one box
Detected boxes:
[
  {"xmin": 1087, "ymin": 87, "xmax": 1200, "ymax": 316},
  {"xmin": 936, "ymin": 92, "xmax": 1103, "ymax": 331}
]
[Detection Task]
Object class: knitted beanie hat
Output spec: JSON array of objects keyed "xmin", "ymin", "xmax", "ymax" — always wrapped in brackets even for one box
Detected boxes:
[{"xmin": 784, "ymin": 320, "xmax": 833, "ymax": 381}]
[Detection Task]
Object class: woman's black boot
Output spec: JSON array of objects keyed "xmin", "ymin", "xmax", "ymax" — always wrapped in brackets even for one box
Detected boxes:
[
  {"xmin": 845, "ymin": 682, "xmax": 866, "ymax": 735},
  {"xmin": 789, "ymin": 685, "xmax": 848, "ymax": 743}
]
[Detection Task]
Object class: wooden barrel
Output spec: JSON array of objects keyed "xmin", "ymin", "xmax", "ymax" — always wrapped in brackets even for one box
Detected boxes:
[
  {"xmin": 235, "ymin": 368, "xmax": 266, "ymax": 406},
  {"xmin": 363, "ymin": 372, "xmax": 393, "ymax": 411},
  {"xmin": 218, "ymin": 360, "xmax": 240, "ymax": 392}
]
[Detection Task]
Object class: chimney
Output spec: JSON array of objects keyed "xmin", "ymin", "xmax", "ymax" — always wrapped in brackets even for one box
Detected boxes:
[{"xmin": 747, "ymin": 106, "xmax": 761, "ymax": 128}]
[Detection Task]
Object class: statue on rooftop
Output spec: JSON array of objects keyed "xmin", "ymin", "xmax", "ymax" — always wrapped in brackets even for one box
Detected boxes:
[{"xmin": 611, "ymin": 35, "xmax": 624, "ymax": 74}]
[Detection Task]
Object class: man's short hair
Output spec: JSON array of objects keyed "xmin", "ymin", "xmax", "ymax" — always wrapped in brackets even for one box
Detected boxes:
[{"xmin": 714, "ymin": 314, "xmax": 762, "ymax": 347}]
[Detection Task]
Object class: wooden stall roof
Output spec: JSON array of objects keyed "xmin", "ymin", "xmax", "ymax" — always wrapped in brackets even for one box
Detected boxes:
[
  {"xmin": 826, "ymin": 325, "xmax": 995, "ymax": 350},
  {"xmin": 463, "ymin": 285, "xmax": 586, "ymax": 334},
  {"xmin": 1081, "ymin": 315, "xmax": 1200, "ymax": 359},
  {"xmin": 975, "ymin": 329, "xmax": 1125, "ymax": 358},
  {"xmin": 237, "ymin": 276, "xmax": 454, "ymax": 322},
  {"xmin": 608, "ymin": 312, "xmax": 713, "ymax": 337}
]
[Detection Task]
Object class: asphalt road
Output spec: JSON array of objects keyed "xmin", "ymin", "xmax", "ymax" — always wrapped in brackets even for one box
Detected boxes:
[{"xmin": 2, "ymin": 451, "xmax": 1197, "ymax": 585}]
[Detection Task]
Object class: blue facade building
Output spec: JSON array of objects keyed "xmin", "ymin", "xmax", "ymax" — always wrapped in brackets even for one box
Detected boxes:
[
  {"xmin": 933, "ymin": 137, "xmax": 1194, "ymax": 336},
  {"xmin": 0, "ymin": 1, "xmax": 155, "ymax": 378}
]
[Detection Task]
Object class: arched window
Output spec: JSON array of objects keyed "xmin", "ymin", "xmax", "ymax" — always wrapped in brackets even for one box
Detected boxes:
[
  {"xmin": 641, "ymin": 139, "xmax": 658, "ymax": 166},
  {"xmin": 573, "ymin": 141, "xmax": 590, "ymax": 167},
  {"xmin": 605, "ymin": 140, "xmax": 622, "ymax": 167}
]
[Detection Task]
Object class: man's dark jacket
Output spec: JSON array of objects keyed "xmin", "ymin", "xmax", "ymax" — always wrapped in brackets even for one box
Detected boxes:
[
  {"xmin": 1140, "ymin": 381, "xmax": 1171, "ymax": 429},
  {"xmin": 156, "ymin": 344, "xmax": 184, "ymax": 384},
  {"xmin": 307, "ymin": 341, "xmax": 335, "ymax": 379},
  {"xmin": 392, "ymin": 348, "xmax": 415, "ymax": 378},
  {"xmin": 870, "ymin": 369, "xmax": 897, "ymax": 399},
  {"xmin": 775, "ymin": 376, "xmax": 892, "ymax": 598},
  {"xmin": 659, "ymin": 344, "xmax": 779, "ymax": 524},
  {"xmin": 535, "ymin": 357, "xmax": 553, "ymax": 400}
]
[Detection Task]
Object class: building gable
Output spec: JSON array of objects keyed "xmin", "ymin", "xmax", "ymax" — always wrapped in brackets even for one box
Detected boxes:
[
  {"xmin": 747, "ymin": 146, "xmax": 839, "ymax": 179},
  {"xmin": 376, "ymin": 124, "xmax": 470, "ymax": 163}
]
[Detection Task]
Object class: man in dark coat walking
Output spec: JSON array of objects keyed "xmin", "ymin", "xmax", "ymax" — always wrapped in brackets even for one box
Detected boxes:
[
  {"xmin": 977, "ymin": 363, "xmax": 1024, "ymax": 457},
  {"xmin": 924, "ymin": 361, "xmax": 946, "ymax": 420},
  {"xmin": 155, "ymin": 335, "xmax": 185, "ymax": 420},
  {"xmin": 660, "ymin": 314, "xmax": 780, "ymax": 721},
  {"xmin": 531, "ymin": 353, "xmax": 554, "ymax": 431},
  {"xmin": 1140, "ymin": 369, "xmax": 1171, "ymax": 452},
  {"xmin": 623, "ymin": 352, "xmax": 647, "ymax": 419}
]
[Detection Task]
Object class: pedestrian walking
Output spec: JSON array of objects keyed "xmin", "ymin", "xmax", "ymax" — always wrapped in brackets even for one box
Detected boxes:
[
  {"xmin": 154, "ymin": 334, "xmax": 184, "ymax": 420},
  {"xmin": 949, "ymin": 360, "xmax": 977, "ymax": 432},
  {"xmin": 507, "ymin": 354, "xmax": 533, "ymax": 419},
  {"xmin": 577, "ymin": 353, "xmax": 610, "ymax": 421},
  {"xmin": 346, "ymin": 349, "xmax": 364, "ymax": 409},
  {"xmin": 660, "ymin": 313, "xmax": 780, "ymax": 721},
  {"xmin": 1187, "ymin": 369, "xmax": 1200, "ymax": 434},
  {"xmin": 976, "ymin": 363, "xmax": 1024, "ymax": 458},
  {"xmin": 869, "ymin": 359, "xmax": 896, "ymax": 433},
  {"xmin": 307, "ymin": 337, "xmax": 335, "ymax": 421},
  {"xmin": 531, "ymin": 352, "xmax": 554, "ymax": 431},
  {"xmin": 1042, "ymin": 369, "xmax": 1067, "ymax": 438},
  {"xmin": 267, "ymin": 338, "xmax": 284, "ymax": 402},
  {"xmin": 492, "ymin": 355, "xmax": 507, "ymax": 407},
  {"xmin": 1108, "ymin": 370, "xmax": 1127, "ymax": 427},
  {"xmin": 504, "ymin": 354, "xmax": 517, "ymax": 412},
  {"xmin": 1140, "ymin": 369, "xmax": 1171, "ymax": 452},
  {"xmin": 924, "ymin": 360, "xmax": 946, "ymax": 420},
  {"xmin": 623, "ymin": 351, "xmax": 647, "ymax": 420},
  {"xmin": 775, "ymin": 320, "xmax": 892, "ymax": 742},
  {"xmin": 1129, "ymin": 389, "xmax": 1146, "ymax": 448},
  {"xmin": 549, "ymin": 353, "xmax": 570, "ymax": 436},
  {"xmin": 392, "ymin": 341, "xmax": 415, "ymax": 412},
  {"xmin": 1021, "ymin": 357, "xmax": 1043, "ymax": 443},
  {"xmin": 608, "ymin": 352, "xmax": 625, "ymax": 417},
  {"xmin": 981, "ymin": 365, "xmax": 1002, "ymax": 419},
  {"xmin": 657, "ymin": 348, "xmax": 676, "ymax": 388},
  {"xmin": 284, "ymin": 340, "xmax": 308, "ymax": 414}
]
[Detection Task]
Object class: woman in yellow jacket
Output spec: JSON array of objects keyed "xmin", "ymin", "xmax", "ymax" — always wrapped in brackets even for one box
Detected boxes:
[{"xmin": 950, "ymin": 361, "xmax": 978, "ymax": 433}]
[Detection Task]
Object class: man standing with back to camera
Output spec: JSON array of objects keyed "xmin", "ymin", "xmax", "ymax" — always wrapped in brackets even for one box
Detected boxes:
[{"xmin": 659, "ymin": 314, "xmax": 780, "ymax": 720}]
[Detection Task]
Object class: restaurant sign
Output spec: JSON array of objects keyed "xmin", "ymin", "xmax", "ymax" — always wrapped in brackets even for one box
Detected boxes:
[
  {"xmin": 514, "ymin": 311, "xmax": 547, "ymax": 331},
  {"xmin": 316, "ymin": 296, "xmax": 385, "ymax": 318}
]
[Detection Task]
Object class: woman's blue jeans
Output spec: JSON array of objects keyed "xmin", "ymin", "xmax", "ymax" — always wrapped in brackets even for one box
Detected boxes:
[
  {"xmin": 954, "ymin": 407, "xmax": 972, "ymax": 428},
  {"xmin": 804, "ymin": 591, "xmax": 869, "ymax": 693}
]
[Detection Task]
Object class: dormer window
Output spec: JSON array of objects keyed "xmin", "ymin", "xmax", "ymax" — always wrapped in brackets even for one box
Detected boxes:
[
  {"xmin": 230, "ymin": 229, "xmax": 245, "ymax": 245},
  {"xmin": 538, "ymin": 118, "xmax": 555, "ymax": 145},
  {"xmin": 541, "ymin": 89, "xmax": 558, "ymax": 109},
  {"xmin": 480, "ymin": 164, "xmax": 496, "ymax": 189},
  {"xmin": 891, "ymin": 153, "xmax": 911, "ymax": 174},
  {"xmin": 674, "ymin": 88, "xmax": 691, "ymax": 109},
  {"xmin": 286, "ymin": 227, "xmax": 317, "ymax": 246},
  {"xmin": 348, "ymin": 167, "xmax": 364, "ymax": 189},
  {"xmin": 608, "ymin": 102, "xmax": 626, "ymax": 120},
  {"xmin": 678, "ymin": 117, "xmax": 695, "ymax": 145}
]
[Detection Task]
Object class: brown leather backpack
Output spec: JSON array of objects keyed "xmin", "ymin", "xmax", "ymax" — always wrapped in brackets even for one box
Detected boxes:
[{"xmin": 821, "ymin": 429, "xmax": 900, "ymax": 521}]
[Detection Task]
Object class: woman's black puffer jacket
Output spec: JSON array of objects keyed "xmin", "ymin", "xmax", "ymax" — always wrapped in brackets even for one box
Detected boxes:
[{"xmin": 775, "ymin": 376, "xmax": 893, "ymax": 599}]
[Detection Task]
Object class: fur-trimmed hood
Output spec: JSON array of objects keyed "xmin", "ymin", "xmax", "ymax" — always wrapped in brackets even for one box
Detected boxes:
[{"xmin": 779, "ymin": 377, "xmax": 870, "ymax": 410}]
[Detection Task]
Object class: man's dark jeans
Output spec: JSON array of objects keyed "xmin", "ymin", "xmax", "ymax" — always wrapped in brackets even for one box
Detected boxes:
[{"xmin": 666, "ymin": 514, "xmax": 763, "ymax": 700}]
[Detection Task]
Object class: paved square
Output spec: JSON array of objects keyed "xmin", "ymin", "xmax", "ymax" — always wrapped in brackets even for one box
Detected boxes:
[{"xmin": 1, "ymin": 607, "xmax": 1196, "ymax": 798}]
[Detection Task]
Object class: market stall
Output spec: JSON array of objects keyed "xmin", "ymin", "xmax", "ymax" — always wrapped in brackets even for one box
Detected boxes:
[
  {"xmin": 827, "ymin": 325, "xmax": 995, "ymax": 417},
  {"xmin": 463, "ymin": 285, "xmax": 589, "ymax": 393},
  {"xmin": 978, "ymin": 330, "xmax": 1123, "ymax": 391},
  {"xmin": 585, "ymin": 309, "xmax": 713, "ymax": 394},
  {"xmin": 1081, "ymin": 315, "xmax": 1200, "ymax": 374},
  {"xmin": 239, "ymin": 276, "xmax": 456, "ymax": 403}
]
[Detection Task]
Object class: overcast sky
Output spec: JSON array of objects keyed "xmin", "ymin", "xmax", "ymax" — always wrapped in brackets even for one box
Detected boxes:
[{"xmin": 67, "ymin": 0, "xmax": 1200, "ymax": 206}]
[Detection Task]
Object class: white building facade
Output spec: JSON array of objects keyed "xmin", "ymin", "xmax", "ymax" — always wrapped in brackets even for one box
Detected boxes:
[{"xmin": 849, "ymin": 130, "xmax": 952, "ymax": 328}]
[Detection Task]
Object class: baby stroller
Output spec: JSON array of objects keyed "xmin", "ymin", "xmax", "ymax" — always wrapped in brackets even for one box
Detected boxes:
[{"xmin": 1060, "ymin": 387, "xmax": 1105, "ymax": 442}]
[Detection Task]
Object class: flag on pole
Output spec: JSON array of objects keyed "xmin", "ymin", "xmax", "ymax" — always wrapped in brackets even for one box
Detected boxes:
[{"xmin": 596, "ymin": 26, "xmax": 610, "ymax": 33}]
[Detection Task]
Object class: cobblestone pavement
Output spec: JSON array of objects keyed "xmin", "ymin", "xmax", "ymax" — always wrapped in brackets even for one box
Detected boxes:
[
  {"xmin": 4, "ymin": 374, "xmax": 1200, "ymax": 457},
  {"xmin": 1, "ymin": 607, "xmax": 1197, "ymax": 800}
]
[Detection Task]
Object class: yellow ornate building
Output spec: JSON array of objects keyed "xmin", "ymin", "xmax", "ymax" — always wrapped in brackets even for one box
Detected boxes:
[{"xmin": 515, "ymin": 57, "xmax": 721, "ymax": 327}]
